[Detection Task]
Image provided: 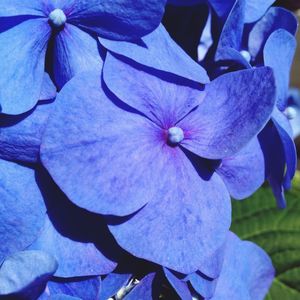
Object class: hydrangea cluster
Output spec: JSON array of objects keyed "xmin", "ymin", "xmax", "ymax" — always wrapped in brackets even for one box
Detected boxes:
[{"xmin": 0, "ymin": 0, "xmax": 298, "ymax": 299}]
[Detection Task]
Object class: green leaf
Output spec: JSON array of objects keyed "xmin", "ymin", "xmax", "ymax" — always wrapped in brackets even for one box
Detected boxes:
[{"xmin": 231, "ymin": 172, "xmax": 300, "ymax": 299}]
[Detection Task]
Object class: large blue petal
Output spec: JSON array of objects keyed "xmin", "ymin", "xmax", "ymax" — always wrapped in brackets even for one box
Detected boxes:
[
  {"xmin": 179, "ymin": 67, "xmax": 275, "ymax": 159},
  {"xmin": 0, "ymin": 250, "xmax": 57, "ymax": 299},
  {"xmin": 100, "ymin": 24, "xmax": 210, "ymax": 84},
  {"xmin": 264, "ymin": 29, "xmax": 297, "ymax": 111},
  {"xmin": 40, "ymin": 73, "xmax": 57, "ymax": 101},
  {"xmin": 0, "ymin": 160, "xmax": 46, "ymax": 263},
  {"xmin": 52, "ymin": 23, "xmax": 103, "ymax": 89},
  {"xmin": 0, "ymin": 18, "xmax": 51, "ymax": 115},
  {"xmin": 188, "ymin": 271, "xmax": 217, "ymax": 298},
  {"xmin": 211, "ymin": 232, "xmax": 274, "ymax": 300},
  {"xmin": 217, "ymin": 137, "xmax": 265, "ymax": 200},
  {"xmin": 244, "ymin": 0, "xmax": 275, "ymax": 23},
  {"xmin": 103, "ymin": 52, "xmax": 205, "ymax": 128},
  {"xmin": 248, "ymin": 7, "xmax": 298, "ymax": 60},
  {"xmin": 108, "ymin": 156, "xmax": 231, "ymax": 274},
  {"xmin": 0, "ymin": 102, "xmax": 55, "ymax": 163},
  {"xmin": 65, "ymin": 0, "xmax": 166, "ymax": 40},
  {"xmin": 0, "ymin": 0, "xmax": 46, "ymax": 17}
]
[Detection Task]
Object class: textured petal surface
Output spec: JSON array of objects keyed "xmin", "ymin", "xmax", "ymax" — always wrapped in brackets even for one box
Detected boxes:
[
  {"xmin": 100, "ymin": 24, "xmax": 209, "ymax": 84},
  {"xmin": 40, "ymin": 277, "xmax": 101, "ymax": 300},
  {"xmin": 217, "ymin": 137, "xmax": 265, "ymax": 200},
  {"xmin": 52, "ymin": 23, "xmax": 103, "ymax": 89},
  {"xmin": 0, "ymin": 18, "xmax": 51, "ymax": 115},
  {"xmin": 0, "ymin": 102, "xmax": 54, "ymax": 163},
  {"xmin": 0, "ymin": 160, "xmax": 46, "ymax": 263},
  {"xmin": 103, "ymin": 53, "xmax": 205, "ymax": 128},
  {"xmin": 179, "ymin": 67, "xmax": 275, "ymax": 159},
  {"xmin": 164, "ymin": 268, "xmax": 192, "ymax": 300},
  {"xmin": 108, "ymin": 155, "xmax": 231, "ymax": 274},
  {"xmin": 0, "ymin": 250, "xmax": 57, "ymax": 299},
  {"xmin": 264, "ymin": 29, "xmax": 297, "ymax": 111},
  {"xmin": 29, "ymin": 168, "xmax": 117, "ymax": 277},
  {"xmin": 244, "ymin": 0, "xmax": 275, "ymax": 23},
  {"xmin": 0, "ymin": 0, "xmax": 46, "ymax": 17},
  {"xmin": 41, "ymin": 72, "xmax": 171, "ymax": 217},
  {"xmin": 66, "ymin": 0, "xmax": 166, "ymax": 40},
  {"xmin": 248, "ymin": 7, "xmax": 298, "ymax": 60},
  {"xmin": 211, "ymin": 232, "xmax": 275, "ymax": 300}
]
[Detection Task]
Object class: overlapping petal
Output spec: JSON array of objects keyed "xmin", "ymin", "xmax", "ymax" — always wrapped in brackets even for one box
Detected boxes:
[
  {"xmin": 264, "ymin": 29, "xmax": 297, "ymax": 111},
  {"xmin": 0, "ymin": 0, "xmax": 46, "ymax": 17},
  {"xmin": 66, "ymin": 0, "xmax": 166, "ymax": 40},
  {"xmin": 103, "ymin": 52, "xmax": 205, "ymax": 128},
  {"xmin": 179, "ymin": 67, "xmax": 275, "ymax": 159},
  {"xmin": 100, "ymin": 24, "xmax": 210, "ymax": 84},
  {"xmin": 52, "ymin": 23, "xmax": 103, "ymax": 88},
  {"xmin": 0, "ymin": 160, "xmax": 46, "ymax": 262},
  {"xmin": 0, "ymin": 18, "xmax": 51, "ymax": 115},
  {"xmin": 217, "ymin": 137, "xmax": 265, "ymax": 200}
]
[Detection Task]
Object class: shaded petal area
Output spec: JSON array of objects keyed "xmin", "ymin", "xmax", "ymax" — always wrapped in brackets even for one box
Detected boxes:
[
  {"xmin": 66, "ymin": 0, "xmax": 166, "ymax": 40},
  {"xmin": 0, "ymin": 160, "xmax": 46, "ymax": 263},
  {"xmin": 40, "ymin": 277, "xmax": 101, "ymax": 300},
  {"xmin": 103, "ymin": 53, "xmax": 204, "ymax": 128},
  {"xmin": 179, "ymin": 67, "xmax": 275, "ymax": 159},
  {"xmin": 40, "ymin": 72, "xmax": 57, "ymax": 101},
  {"xmin": 0, "ymin": 0, "xmax": 46, "ymax": 17},
  {"xmin": 264, "ymin": 29, "xmax": 297, "ymax": 111},
  {"xmin": 0, "ymin": 250, "xmax": 57, "ymax": 299},
  {"xmin": 52, "ymin": 23, "xmax": 103, "ymax": 89},
  {"xmin": 41, "ymin": 72, "xmax": 169, "ymax": 217},
  {"xmin": 211, "ymin": 232, "xmax": 274, "ymax": 300},
  {"xmin": 248, "ymin": 7, "xmax": 298, "ymax": 60},
  {"xmin": 164, "ymin": 268, "xmax": 192, "ymax": 300},
  {"xmin": 0, "ymin": 102, "xmax": 54, "ymax": 163},
  {"xmin": 108, "ymin": 156, "xmax": 231, "ymax": 274},
  {"xmin": 100, "ymin": 24, "xmax": 209, "ymax": 84},
  {"xmin": 0, "ymin": 18, "xmax": 51, "ymax": 115},
  {"xmin": 188, "ymin": 272, "xmax": 217, "ymax": 299},
  {"xmin": 217, "ymin": 137, "xmax": 265, "ymax": 200},
  {"xmin": 29, "ymin": 168, "xmax": 117, "ymax": 277}
]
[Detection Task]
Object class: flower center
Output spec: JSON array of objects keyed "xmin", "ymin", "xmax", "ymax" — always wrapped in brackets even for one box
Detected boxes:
[
  {"xmin": 167, "ymin": 127, "xmax": 184, "ymax": 145},
  {"xmin": 49, "ymin": 9, "xmax": 67, "ymax": 28}
]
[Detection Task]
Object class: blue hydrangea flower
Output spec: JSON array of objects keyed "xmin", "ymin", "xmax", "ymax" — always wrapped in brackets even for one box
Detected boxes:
[
  {"xmin": 0, "ymin": 0, "xmax": 166, "ymax": 115},
  {"xmin": 40, "ymin": 53, "xmax": 275, "ymax": 274},
  {"xmin": 215, "ymin": 3, "xmax": 298, "ymax": 207}
]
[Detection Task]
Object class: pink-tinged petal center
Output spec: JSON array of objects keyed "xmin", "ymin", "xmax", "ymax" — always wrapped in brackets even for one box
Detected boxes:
[{"xmin": 167, "ymin": 127, "xmax": 184, "ymax": 146}]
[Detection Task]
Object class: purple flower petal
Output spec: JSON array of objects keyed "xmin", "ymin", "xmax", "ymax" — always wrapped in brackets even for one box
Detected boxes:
[
  {"xmin": 40, "ymin": 73, "xmax": 57, "ymax": 101},
  {"xmin": 103, "ymin": 52, "xmax": 205, "ymax": 128},
  {"xmin": 0, "ymin": 0, "xmax": 46, "ymax": 17},
  {"xmin": 0, "ymin": 18, "xmax": 51, "ymax": 115},
  {"xmin": 264, "ymin": 29, "xmax": 297, "ymax": 111},
  {"xmin": 66, "ymin": 0, "xmax": 166, "ymax": 41},
  {"xmin": 248, "ymin": 7, "xmax": 298, "ymax": 60},
  {"xmin": 108, "ymin": 157, "xmax": 231, "ymax": 274},
  {"xmin": 211, "ymin": 232, "xmax": 274, "ymax": 300},
  {"xmin": 100, "ymin": 24, "xmax": 210, "ymax": 84},
  {"xmin": 179, "ymin": 67, "xmax": 275, "ymax": 159},
  {"xmin": 0, "ymin": 160, "xmax": 46, "ymax": 263},
  {"xmin": 52, "ymin": 23, "xmax": 103, "ymax": 89},
  {"xmin": 217, "ymin": 137, "xmax": 265, "ymax": 200}
]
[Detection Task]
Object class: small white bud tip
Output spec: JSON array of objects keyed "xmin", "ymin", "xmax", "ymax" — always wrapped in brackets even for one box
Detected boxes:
[
  {"xmin": 168, "ymin": 127, "xmax": 184, "ymax": 145},
  {"xmin": 49, "ymin": 9, "xmax": 67, "ymax": 28}
]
